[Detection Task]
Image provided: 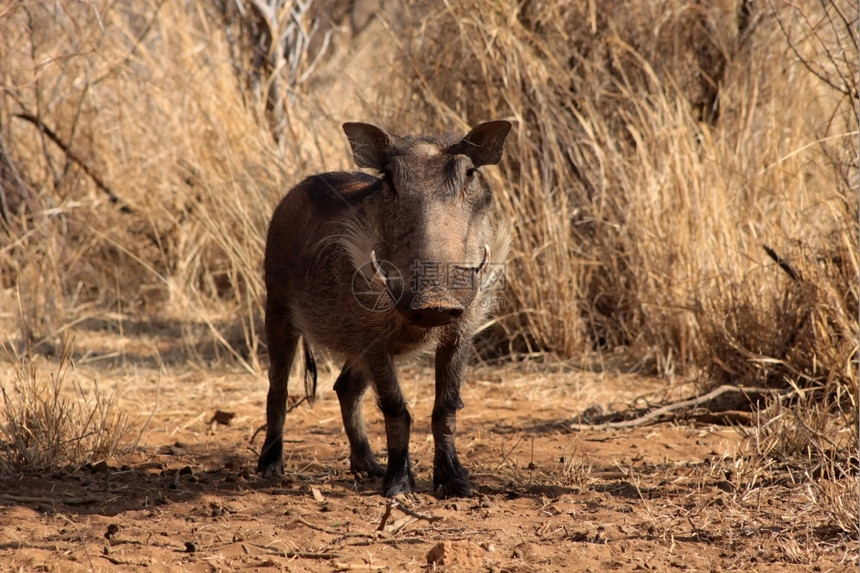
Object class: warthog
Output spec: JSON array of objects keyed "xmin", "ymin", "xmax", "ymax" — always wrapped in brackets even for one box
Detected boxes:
[{"xmin": 258, "ymin": 120, "xmax": 512, "ymax": 497}]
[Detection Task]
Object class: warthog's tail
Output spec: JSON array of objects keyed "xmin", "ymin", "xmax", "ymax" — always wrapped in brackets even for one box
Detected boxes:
[{"xmin": 302, "ymin": 338, "xmax": 318, "ymax": 404}]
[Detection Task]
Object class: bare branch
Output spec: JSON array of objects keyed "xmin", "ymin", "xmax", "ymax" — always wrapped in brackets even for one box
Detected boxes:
[
  {"xmin": 13, "ymin": 112, "xmax": 132, "ymax": 213},
  {"xmin": 570, "ymin": 385, "xmax": 787, "ymax": 430}
]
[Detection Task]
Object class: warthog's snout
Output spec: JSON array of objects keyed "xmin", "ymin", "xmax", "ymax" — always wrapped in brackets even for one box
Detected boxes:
[{"xmin": 407, "ymin": 302, "xmax": 465, "ymax": 328}]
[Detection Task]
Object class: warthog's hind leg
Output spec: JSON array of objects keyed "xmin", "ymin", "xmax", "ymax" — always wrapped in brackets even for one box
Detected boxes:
[{"xmin": 258, "ymin": 302, "xmax": 300, "ymax": 477}]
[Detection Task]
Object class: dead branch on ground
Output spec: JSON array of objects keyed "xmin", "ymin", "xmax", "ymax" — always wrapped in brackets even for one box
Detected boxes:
[{"xmin": 571, "ymin": 385, "xmax": 788, "ymax": 430}]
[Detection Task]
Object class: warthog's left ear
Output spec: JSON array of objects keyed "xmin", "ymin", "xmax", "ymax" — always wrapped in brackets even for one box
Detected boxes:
[
  {"xmin": 343, "ymin": 122, "xmax": 391, "ymax": 170},
  {"xmin": 457, "ymin": 120, "xmax": 512, "ymax": 167}
]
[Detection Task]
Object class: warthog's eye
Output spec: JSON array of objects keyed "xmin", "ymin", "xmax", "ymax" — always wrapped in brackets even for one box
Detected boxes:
[{"xmin": 466, "ymin": 167, "xmax": 479, "ymax": 178}]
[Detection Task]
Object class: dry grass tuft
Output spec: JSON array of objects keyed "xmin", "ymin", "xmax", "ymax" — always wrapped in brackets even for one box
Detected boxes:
[
  {"xmin": 728, "ymin": 376, "xmax": 858, "ymax": 535},
  {"xmin": 0, "ymin": 339, "xmax": 133, "ymax": 472}
]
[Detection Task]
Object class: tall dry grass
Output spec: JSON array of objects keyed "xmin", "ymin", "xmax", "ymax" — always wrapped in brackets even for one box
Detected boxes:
[
  {"xmin": 0, "ymin": 0, "xmax": 331, "ymax": 369},
  {"xmin": 394, "ymin": 0, "xmax": 857, "ymax": 392},
  {"xmin": 0, "ymin": 1, "xmax": 855, "ymax": 392}
]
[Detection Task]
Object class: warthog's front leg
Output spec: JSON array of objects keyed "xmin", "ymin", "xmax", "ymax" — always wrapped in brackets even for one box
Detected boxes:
[
  {"xmin": 258, "ymin": 302, "xmax": 300, "ymax": 477},
  {"xmin": 432, "ymin": 330, "xmax": 473, "ymax": 498},
  {"xmin": 366, "ymin": 354, "xmax": 415, "ymax": 497},
  {"xmin": 334, "ymin": 363, "xmax": 384, "ymax": 478}
]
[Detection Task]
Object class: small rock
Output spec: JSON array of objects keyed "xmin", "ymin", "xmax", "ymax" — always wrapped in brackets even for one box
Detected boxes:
[{"xmin": 184, "ymin": 541, "xmax": 197, "ymax": 553}]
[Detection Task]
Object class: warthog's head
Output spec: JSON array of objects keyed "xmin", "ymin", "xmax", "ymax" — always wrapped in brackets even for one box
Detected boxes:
[{"xmin": 342, "ymin": 120, "xmax": 512, "ymax": 328}]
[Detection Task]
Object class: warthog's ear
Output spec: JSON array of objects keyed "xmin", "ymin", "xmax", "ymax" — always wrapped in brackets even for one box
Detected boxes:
[
  {"xmin": 457, "ymin": 120, "xmax": 512, "ymax": 167},
  {"xmin": 343, "ymin": 122, "xmax": 391, "ymax": 170}
]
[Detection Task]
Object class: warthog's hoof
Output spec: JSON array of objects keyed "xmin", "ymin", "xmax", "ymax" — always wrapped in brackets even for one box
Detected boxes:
[
  {"xmin": 257, "ymin": 460, "xmax": 284, "ymax": 478},
  {"xmin": 435, "ymin": 479, "xmax": 473, "ymax": 499},
  {"xmin": 433, "ymin": 451, "xmax": 473, "ymax": 498},
  {"xmin": 350, "ymin": 457, "xmax": 385, "ymax": 479},
  {"xmin": 382, "ymin": 467, "xmax": 416, "ymax": 497},
  {"xmin": 257, "ymin": 444, "xmax": 285, "ymax": 477}
]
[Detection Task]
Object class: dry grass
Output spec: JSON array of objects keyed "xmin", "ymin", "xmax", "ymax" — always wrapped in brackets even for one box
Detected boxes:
[
  {"xmin": 1, "ymin": 0, "xmax": 854, "ymax": 381},
  {"xmin": 0, "ymin": 0, "xmax": 305, "ymax": 365},
  {"xmin": 395, "ymin": 0, "xmax": 857, "ymax": 386},
  {"xmin": 731, "ymin": 379, "xmax": 859, "ymax": 537},
  {"xmin": 0, "ymin": 338, "xmax": 133, "ymax": 472}
]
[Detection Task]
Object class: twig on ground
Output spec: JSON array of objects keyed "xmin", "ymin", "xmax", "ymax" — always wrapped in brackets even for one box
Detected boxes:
[
  {"xmin": 570, "ymin": 385, "xmax": 785, "ymax": 430},
  {"xmin": 100, "ymin": 555, "xmax": 147, "ymax": 566},
  {"xmin": 382, "ymin": 515, "xmax": 417, "ymax": 534},
  {"xmin": 391, "ymin": 500, "xmax": 444, "ymax": 523},
  {"xmin": 376, "ymin": 497, "xmax": 443, "ymax": 531},
  {"xmin": 1, "ymin": 494, "xmax": 100, "ymax": 505},
  {"xmin": 688, "ymin": 410, "xmax": 756, "ymax": 425},
  {"xmin": 293, "ymin": 517, "xmax": 373, "ymax": 539},
  {"xmin": 133, "ymin": 364, "xmax": 161, "ymax": 453},
  {"xmin": 332, "ymin": 562, "xmax": 388, "ymax": 571},
  {"xmin": 244, "ymin": 542, "xmax": 345, "ymax": 559}
]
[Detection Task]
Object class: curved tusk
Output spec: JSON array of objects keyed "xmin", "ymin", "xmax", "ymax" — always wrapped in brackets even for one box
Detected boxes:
[
  {"xmin": 476, "ymin": 243, "xmax": 490, "ymax": 274},
  {"xmin": 370, "ymin": 250, "xmax": 387, "ymax": 285}
]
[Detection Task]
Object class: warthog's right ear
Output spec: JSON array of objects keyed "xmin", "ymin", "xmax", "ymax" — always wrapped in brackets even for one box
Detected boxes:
[{"xmin": 343, "ymin": 122, "xmax": 391, "ymax": 170}]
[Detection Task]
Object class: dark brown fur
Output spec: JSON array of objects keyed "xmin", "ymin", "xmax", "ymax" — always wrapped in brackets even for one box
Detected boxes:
[{"xmin": 259, "ymin": 121, "xmax": 511, "ymax": 497}]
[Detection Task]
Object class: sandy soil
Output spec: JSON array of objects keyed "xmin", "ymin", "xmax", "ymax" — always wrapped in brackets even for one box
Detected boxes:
[{"xmin": 0, "ymin": 331, "xmax": 855, "ymax": 572}]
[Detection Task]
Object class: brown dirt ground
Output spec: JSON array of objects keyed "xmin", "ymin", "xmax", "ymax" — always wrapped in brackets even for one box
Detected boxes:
[{"xmin": 0, "ymin": 329, "xmax": 856, "ymax": 572}]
